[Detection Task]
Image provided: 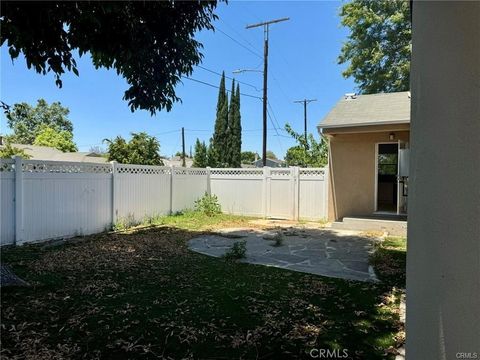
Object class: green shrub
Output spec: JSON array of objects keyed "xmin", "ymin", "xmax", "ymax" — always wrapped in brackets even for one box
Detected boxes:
[
  {"xmin": 113, "ymin": 214, "xmax": 137, "ymax": 231},
  {"xmin": 144, "ymin": 213, "xmax": 163, "ymax": 225},
  {"xmin": 224, "ymin": 240, "xmax": 247, "ymax": 260},
  {"xmin": 271, "ymin": 233, "xmax": 284, "ymax": 247},
  {"xmin": 194, "ymin": 192, "xmax": 221, "ymax": 216},
  {"xmin": 263, "ymin": 231, "xmax": 284, "ymax": 247}
]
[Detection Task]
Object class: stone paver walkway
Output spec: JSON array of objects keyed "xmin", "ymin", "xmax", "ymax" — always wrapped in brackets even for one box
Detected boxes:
[
  {"xmin": 188, "ymin": 227, "xmax": 378, "ymax": 282},
  {"xmin": 0, "ymin": 264, "xmax": 29, "ymax": 287}
]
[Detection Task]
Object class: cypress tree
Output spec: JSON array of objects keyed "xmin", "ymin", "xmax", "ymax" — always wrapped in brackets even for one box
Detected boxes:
[
  {"xmin": 206, "ymin": 138, "xmax": 218, "ymax": 167},
  {"xmin": 192, "ymin": 138, "xmax": 207, "ymax": 168},
  {"xmin": 226, "ymin": 79, "xmax": 236, "ymax": 166},
  {"xmin": 236, "ymin": 84, "xmax": 242, "ymax": 166},
  {"xmin": 212, "ymin": 72, "xmax": 228, "ymax": 167},
  {"xmin": 229, "ymin": 83, "xmax": 242, "ymax": 167}
]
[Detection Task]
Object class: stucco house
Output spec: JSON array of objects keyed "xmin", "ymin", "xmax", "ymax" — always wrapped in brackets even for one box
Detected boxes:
[{"xmin": 317, "ymin": 91, "xmax": 410, "ymax": 222}]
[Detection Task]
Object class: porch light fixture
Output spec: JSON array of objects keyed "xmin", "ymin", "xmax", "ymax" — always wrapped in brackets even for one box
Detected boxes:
[{"xmin": 389, "ymin": 133, "xmax": 395, "ymax": 140}]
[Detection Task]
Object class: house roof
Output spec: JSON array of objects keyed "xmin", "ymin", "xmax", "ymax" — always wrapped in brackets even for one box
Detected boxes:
[
  {"xmin": 253, "ymin": 158, "xmax": 285, "ymax": 164},
  {"xmin": 162, "ymin": 156, "xmax": 193, "ymax": 168},
  {"xmin": 252, "ymin": 158, "xmax": 286, "ymax": 168},
  {"xmin": 1, "ymin": 144, "xmax": 108, "ymax": 163},
  {"xmin": 318, "ymin": 91, "xmax": 411, "ymax": 130}
]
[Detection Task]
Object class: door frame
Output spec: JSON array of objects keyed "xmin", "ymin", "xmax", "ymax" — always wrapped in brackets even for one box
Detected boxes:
[{"xmin": 374, "ymin": 142, "xmax": 399, "ymax": 213}]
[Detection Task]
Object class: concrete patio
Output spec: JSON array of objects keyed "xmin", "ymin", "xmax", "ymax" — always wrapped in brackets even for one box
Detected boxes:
[{"xmin": 189, "ymin": 226, "xmax": 379, "ymax": 282}]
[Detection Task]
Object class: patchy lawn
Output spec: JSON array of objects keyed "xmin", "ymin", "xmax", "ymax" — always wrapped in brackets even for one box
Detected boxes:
[
  {"xmin": 369, "ymin": 236, "xmax": 407, "ymax": 289},
  {"xmin": 1, "ymin": 214, "xmax": 404, "ymax": 359}
]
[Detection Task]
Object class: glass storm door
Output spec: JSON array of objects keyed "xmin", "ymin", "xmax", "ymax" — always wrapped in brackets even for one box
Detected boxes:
[{"xmin": 397, "ymin": 140, "xmax": 409, "ymax": 214}]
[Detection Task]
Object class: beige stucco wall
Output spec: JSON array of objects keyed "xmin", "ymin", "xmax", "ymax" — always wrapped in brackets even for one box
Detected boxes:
[
  {"xmin": 326, "ymin": 129, "xmax": 409, "ymax": 221},
  {"xmin": 406, "ymin": 2, "xmax": 480, "ymax": 359}
]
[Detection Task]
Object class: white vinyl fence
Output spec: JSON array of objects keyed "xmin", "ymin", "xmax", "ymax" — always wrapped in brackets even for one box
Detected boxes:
[
  {"xmin": 0, "ymin": 157, "xmax": 327, "ymax": 246},
  {"xmin": 210, "ymin": 167, "xmax": 328, "ymax": 220}
]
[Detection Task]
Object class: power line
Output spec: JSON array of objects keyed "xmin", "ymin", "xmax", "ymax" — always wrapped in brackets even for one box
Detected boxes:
[
  {"xmin": 217, "ymin": 18, "xmax": 261, "ymax": 54},
  {"xmin": 266, "ymin": 110, "xmax": 280, "ymax": 137},
  {"xmin": 269, "ymin": 36, "xmax": 315, "ymax": 99},
  {"xmin": 245, "ymin": 17, "xmax": 290, "ymax": 166},
  {"xmin": 270, "ymin": 72, "xmax": 294, "ymax": 103},
  {"xmin": 267, "ymin": 101, "xmax": 285, "ymax": 133},
  {"xmin": 266, "ymin": 107, "xmax": 285, "ymax": 154},
  {"xmin": 185, "ymin": 128, "xmax": 283, "ymax": 133},
  {"xmin": 152, "ymin": 129, "xmax": 181, "ymax": 136},
  {"xmin": 182, "ymin": 76, "xmax": 263, "ymax": 100},
  {"xmin": 183, "ymin": 129, "xmax": 209, "ymax": 133},
  {"xmin": 197, "ymin": 65, "xmax": 261, "ymax": 91},
  {"xmin": 215, "ymin": 27, "xmax": 263, "ymax": 59},
  {"xmin": 215, "ymin": 24, "xmax": 295, "ymax": 114},
  {"xmin": 294, "ymin": 98, "xmax": 317, "ymax": 141}
]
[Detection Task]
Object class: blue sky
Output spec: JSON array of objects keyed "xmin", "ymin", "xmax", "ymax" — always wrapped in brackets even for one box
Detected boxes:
[{"xmin": 0, "ymin": 1, "xmax": 355, "ymax": 158}]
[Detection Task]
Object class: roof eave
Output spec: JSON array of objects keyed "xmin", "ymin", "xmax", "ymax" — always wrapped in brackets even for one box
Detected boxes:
[{"xmin": 317, "ymin": 119, "xmax": 410, "ymax": 131}]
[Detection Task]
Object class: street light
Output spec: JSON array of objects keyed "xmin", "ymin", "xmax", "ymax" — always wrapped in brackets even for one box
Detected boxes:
[{"xmin": 232, "ymin": 69, "xmax": 263, "ymax": 74}]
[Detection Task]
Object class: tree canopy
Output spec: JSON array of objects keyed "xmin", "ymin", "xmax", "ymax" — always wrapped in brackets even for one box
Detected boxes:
[
  {"xmin": 210, "ymin": 72, "xmax": 229, "ymax": 167},
  {"xmin": 241, "ymin": 151, "xmax": 258, "ymax": 164},
  {"xmin": 5, "ymin": 99, "xmax": 73, "ymax": 145},
  {"xmin": 33, "ymin": 126, "xmax": 78, "ymax": 152},
  {"xmin": 266, "ymin": 151, "xmax": 277, "ymax": 160},
  {"xmin": 209, "ymin": 73, "xmax": 242, "ymax": 168},
  {"xmin": 284, "ymin": 124, "xmax": 328, "ymax": 167},
  {"xmin": 88, "ymin": 146, "xmax": 107, "ymax": 157},
  {"xmin": 338, "ymin": 0, "xmax": 411, "ymax": 94},
  {"xmin": 192, "ymin": 139, "xmax": 208, "ymax": 168},
  {"xmin": 206, "ymin": 138, "xmax": 218, "ymax": 168},
  {"xmin": 105, "ymin": 132, "xmax": 163, "ymax": 166},
  {"xmin": 0, "ymin": 143, "xmax": 31, "ymax": 159},
  {"xmin": 1, "ymin": 1, "xmax": 220, "ymax": 114},
  {"xmin": 227, "ymin": 82, "xmax": 242, "ymax": 167}
]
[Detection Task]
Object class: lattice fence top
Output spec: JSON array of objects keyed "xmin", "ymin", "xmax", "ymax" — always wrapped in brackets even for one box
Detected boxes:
[
  {"xmin": 116, "ymin": 164, "xmax": 171, "ymax": 175},
  {"xmin": 210, "ymin": 168, "xmax": 264, "ymax": 176},
  {"xmin": 173, "ymin": 168, "xmax": 208, "ymax": 176},
  {"xmin": 21, "ymin": 160, "xmax": 113, "ymax": 174},
  {"xmin": 299, "ymin": 168, "xmax": 326, "ymax": 177},
  {"xmin": 271, "ymin": 169, "xmax": 291, "ymax": 177},
  {"xmin": 0, "ymin": 159, "xmax": 15, "ymax": 172},
  {"xmin": 1, "ymin": 160, "xmax": 327, "ymax": 177}
]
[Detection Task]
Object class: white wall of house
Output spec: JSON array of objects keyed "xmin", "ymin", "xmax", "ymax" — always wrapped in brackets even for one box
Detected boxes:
[{"xmin": 407, "ymin": 1, "xmax": 480, "ymax": 358}]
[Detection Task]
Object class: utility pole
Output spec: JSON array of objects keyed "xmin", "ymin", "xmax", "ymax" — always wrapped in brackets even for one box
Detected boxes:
[
  {"xmin": 246, "ymin": 17, "xmax": 289, "ymax": 166},
  {"xmin": 294, "ymin": 98, "xmax": 317, "ymax": 143},
  {"xmin": 181, "ymin": 127, "xmax": 186, "ymax": 167}
]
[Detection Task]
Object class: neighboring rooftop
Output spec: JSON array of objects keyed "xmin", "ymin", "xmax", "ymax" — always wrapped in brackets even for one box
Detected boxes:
[
  {"xmin": 252, "ymin": 158, "xmax": 286, "ymax": 168},
  {"xmin": 318, "ymin": 91, "xmax": 411, "ymax": 129},
  {"xmin": 163, "ymin": 156, "xmax": 193, "ymax": 168},
  {"xmin": 0, "ymin": 143, "xmax": 108, "ymax": 163}
]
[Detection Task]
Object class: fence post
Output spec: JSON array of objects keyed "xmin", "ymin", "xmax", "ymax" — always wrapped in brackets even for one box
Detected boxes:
[
  {"xmin": 263, "ymin": 167, "xmax": 270, "ymax": 219},
  {"xmin": 323, "ymin": 166, "xmax": 329, "ymax": 220},
  {"xmin": 206, "ymin": 167, "xmax": 211, "ymax": 195},
  {"xmin": 14, "ymin": 156, "xmax": 23, "ymax": 245},
  {"xmin": 292, "ymin": 167, "xmax": 300, "ymax": 221},
  {"xmin": 169, "ymin": 165, "xmax": 174, "ymax": 214},
  {"xmin": 110, "ymin": 161, "xmax": 118, "ymax": 226}
]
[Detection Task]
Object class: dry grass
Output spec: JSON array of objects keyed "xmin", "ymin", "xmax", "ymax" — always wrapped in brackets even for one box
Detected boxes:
[{"xmin": 1, "ymin": 213, "xmax": 403, "ymax": 359}]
